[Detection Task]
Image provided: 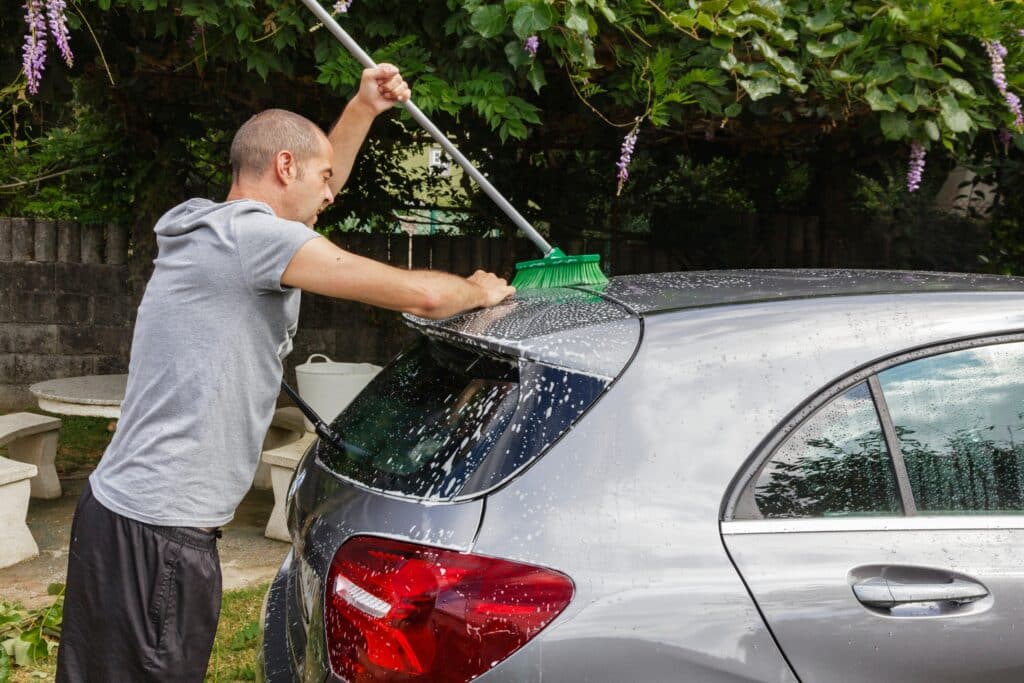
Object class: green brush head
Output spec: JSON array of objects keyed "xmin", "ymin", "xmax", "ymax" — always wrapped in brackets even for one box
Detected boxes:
[{"xmin": 511, "ymin": 248, "xmax": 609, "ymax": 290}]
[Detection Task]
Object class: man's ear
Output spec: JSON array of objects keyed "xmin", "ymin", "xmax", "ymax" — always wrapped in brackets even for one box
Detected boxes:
[{"xmin": 274, "ymin": 150, "xmax": 297, "ymax": 185}]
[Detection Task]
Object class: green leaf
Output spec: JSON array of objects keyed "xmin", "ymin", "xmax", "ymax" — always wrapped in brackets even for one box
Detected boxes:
[
  {"xmin": 738, "ymin": 76, "xmax": 780, "ymax": 101},
  {"xmin": 886, "ymin": 88, "xmax": 919, "ymax": 113},
  {"xmin": 906, "ymin": 62, "xmax": 948, "ymax": 83},
  {"xmin": 805, "ymin": 9, "xmax": 841, "ymax": 34},
  {"xmin": 696, "ymin": 11, "xmax": 715, "ymax": 31},
  {"xmin": 527, "ymin": 61, "xmax": 547, "ymax": 93},
  {"xmin": 942, "ymin": 39, "xmax": 966, "ymax": 60},
  {"xmin": 747, "ymin": 0, "xmax": 784, "ymax": 21},
  {"xmin": 900, "ymin": 44, "xmax": 929, "ymax": 65},
  {"xmin": 880, "ymin": 111, "xmax": 909, "ymax": 140},
  {"xmin": 924, "ymin": 120, "xmax": 941, "ymax": 141},
  {"xmin": 710, "ymin": 35, "xmax": 733, "ymax": 50},
  {"xmin": 864, "ymin": 89, "xmax": 897, "ymax": 112},
  {"xmin": 829, "ymin": 69, "xmax": 860, "ymax": 83},
  {"xmin": 669, "ymin": 10, "xmax": 698, "ymax": 28},
  {"xmin": 512, "ymin": 4, "xmax": 554, "ymax": 39},
  {"xmin": 565, "ymin": 8, "xmax": 590, "ymax": 35},
  {"xmin": 948, "ymin": 78, "xmax": 976, "ymax": 97},
  {"xmin": 865, "ymin": 61, "xmax": 902, "ymax": 87},
  {"xmin": 724, "ymin": 102, "xmax": 743, "ymax": 117},
  {"xmin": 0, "ymin": 647, "xmax": 9, "ymax": 683},
  {"xmin": 940, "ymin": 57, "xmax": 963, "ymax": 74},
  {"xmin": 504, "ymin": 40, "xmax": 532, "ymax": 68},
  {"xmin": 698, "ymin": 0, "xmax": 729, "ymax": 13},
  {"xmin": 939, "ymin": 95, "xmax": 972, "ymax": 132},
  {"xmin": 806, "ymin": 41, "xmax": 840, "ymax": 59},
  {"xmin": 470, "ymin": 6, "xmax": 507, "ymax": 38},
  {"xmin": 831, "ymin": 31, "xmax": 862, "ymax": 54}
]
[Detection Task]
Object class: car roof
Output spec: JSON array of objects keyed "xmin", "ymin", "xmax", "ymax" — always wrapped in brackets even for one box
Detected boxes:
[
  {"xmin": 406, "ymin": 269, "xmax": 1024, "ymax": 377},
  {"xmin": 598, "ymin": 269, "xmax": 1024, "ymax": 315}
]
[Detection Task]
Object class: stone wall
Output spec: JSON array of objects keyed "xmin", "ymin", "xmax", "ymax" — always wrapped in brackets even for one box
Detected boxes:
[{"xmin": 0, "ymin": 218, "xmax": 132, "ymax": 410}]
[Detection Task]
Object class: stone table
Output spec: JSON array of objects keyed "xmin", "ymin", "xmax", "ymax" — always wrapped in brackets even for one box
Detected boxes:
[{"xmin": 29, "ymin": 374, "xmax": 127, "ymax": 419}]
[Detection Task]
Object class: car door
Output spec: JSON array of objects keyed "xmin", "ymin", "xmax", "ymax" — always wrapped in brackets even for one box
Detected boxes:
[{"xmin": 722, "ymin": 338, "xmax": 1024, "ymax": 682}]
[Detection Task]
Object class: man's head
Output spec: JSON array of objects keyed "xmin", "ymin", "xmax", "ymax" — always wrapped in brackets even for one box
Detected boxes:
[{"xmin": 228, "ymin": 109, "xmax": 335, "ymax": 227}]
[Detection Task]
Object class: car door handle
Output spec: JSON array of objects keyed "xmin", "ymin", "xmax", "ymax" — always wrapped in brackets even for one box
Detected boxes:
[{"xmin": 853, "ymin": 576, "xmax": 989, "ymax": 608}]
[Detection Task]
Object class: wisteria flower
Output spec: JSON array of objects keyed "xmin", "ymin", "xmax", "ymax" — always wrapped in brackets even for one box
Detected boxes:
[
  {"xmin": 187, "ymin": 22, "xmax": 205, "ymax": 49},
  {"xmin": 46, "ymin": 0, "xmax": 72, "ymax": 66},
  {"xmin": 22, "ymin": 0, "xmax": 47, "ymax": 95},
  {"xmin": 1000, "ymin": 127, "xmax": 1014, "ymax": 154},
  {"xmin": 333, "ymin": 0, "xmax": 352, "ymax": 13},
  {"xmin": 524, "ymin": 35, "xmax": 539, "ymax": 57},
  {"xmin": 616, "ymin": 123, "xmax": 639, "ymax": 195},
  {"xmin": 984, "ymin": 40, "xmax": 1024, "ymax": 131},
  {"xmin": 906, "ymin": 141, "xmax": 926, "ymax": 193}
]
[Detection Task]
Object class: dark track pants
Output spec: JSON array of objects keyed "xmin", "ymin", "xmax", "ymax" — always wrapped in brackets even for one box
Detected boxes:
[{"xmin": 56, "ymin": 482, "xmax": 222, "ymax": 682}]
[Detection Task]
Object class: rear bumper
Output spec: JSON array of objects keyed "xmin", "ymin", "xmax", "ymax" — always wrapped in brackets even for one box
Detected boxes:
[{"xmin": 257, "ymin": 552, "xmax": 300, "ymax": 683}]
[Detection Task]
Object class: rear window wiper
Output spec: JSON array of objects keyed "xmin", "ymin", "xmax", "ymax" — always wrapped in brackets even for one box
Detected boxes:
[{"xmin": 280, "ymin": 380, "xmax": 351, "ymax": 454}]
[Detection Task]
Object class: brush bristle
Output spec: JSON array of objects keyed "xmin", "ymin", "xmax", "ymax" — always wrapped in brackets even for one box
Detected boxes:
[{"xmin": 511, "ymin": 254, "xmax": 609, "ymax": 290}]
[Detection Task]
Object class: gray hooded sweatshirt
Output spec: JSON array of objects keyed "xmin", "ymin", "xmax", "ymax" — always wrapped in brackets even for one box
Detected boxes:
[{"xmin": 90, "ymin": 198, "xmax": 319, "ymax": 527}]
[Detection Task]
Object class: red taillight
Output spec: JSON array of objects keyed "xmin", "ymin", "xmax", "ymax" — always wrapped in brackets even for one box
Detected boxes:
[{"xmin": 324, "ymin": 535, "xmax": 574, "ymax": 682}]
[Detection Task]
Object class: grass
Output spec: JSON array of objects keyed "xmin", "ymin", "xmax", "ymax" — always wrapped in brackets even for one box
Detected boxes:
[{"xmin": 5, "ymin": 584, "xmax": 269, "ymax": 682}]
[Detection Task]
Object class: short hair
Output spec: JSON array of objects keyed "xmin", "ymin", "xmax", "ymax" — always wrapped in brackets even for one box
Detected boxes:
[{"xmin": 230, "ymin": 109, "xmax": 326, "ymax": 180}]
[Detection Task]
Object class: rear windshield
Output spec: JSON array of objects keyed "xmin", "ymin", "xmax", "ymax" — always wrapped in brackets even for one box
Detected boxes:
[{"xmin": 316, "ymin": 336, "xmax": 607, "ymax": 500}]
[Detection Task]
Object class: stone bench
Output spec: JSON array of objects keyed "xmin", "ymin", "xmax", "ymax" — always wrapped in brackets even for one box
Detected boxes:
[
  {"xmin": 262, "ymin": 431, "xmax": 317, "ymax": 542},
  {"xmin": 253, "ymin": 407, "xmax": 306, "ymax": 490},
  {"xmin": 0, "ymin": 456, "xmax": 40, "ymax": 568},
  {"xmin": 0, "ymin": 412, "xmax": 62, "ymax": 499}
]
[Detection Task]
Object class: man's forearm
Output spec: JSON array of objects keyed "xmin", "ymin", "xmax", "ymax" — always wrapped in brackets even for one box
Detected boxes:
[{"xmin": 327, "ymin": 99, "xmax": 376, "ymax": 195}]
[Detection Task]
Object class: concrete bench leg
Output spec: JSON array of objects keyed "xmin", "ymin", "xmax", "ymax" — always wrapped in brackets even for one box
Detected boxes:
[
  {"xmin": 252, "ymin": 461, "xmax": 272, "ymax": 490},
  {"xmin": 0, "ymin": 479, "xmax": 39, "ymax": 568},
  {"xmin": 265, "ymin": 465, "xmax": 292, "ymax": 542},
  {"xmin": 8, "ymin": 431, "xmax": 61, "ymax": 499}
]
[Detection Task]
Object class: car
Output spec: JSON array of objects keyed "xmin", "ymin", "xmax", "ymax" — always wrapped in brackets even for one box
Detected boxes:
[{"xmin": 257, "ymin": 269, "xmax": 1024, "ymax": 683}]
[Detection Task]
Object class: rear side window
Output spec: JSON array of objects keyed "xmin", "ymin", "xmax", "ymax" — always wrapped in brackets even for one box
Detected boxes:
[
  {"xmin": 317, "ymin": 337, "xmax": 607, "ymax": 500},
  {"xmin": 752, "ymin": 382, "xmax": 901, "ymax": 518},
  {"xmin": 879, "ymin": 341, "xmax": 1024, "ymax": 514}
]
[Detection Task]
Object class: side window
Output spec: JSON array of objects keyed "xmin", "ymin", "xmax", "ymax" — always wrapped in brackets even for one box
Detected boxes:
[
  {"xmin": 879, "ymin": 341, "xmax": 1024, "ymax": 514},
  {"xmin": 751, "ymin": 382, "xmax": 902, "ymax": 518}
]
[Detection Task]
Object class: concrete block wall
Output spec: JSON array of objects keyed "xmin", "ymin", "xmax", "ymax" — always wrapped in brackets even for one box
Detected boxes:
[{"xmin": 0, "ymin": 218, "xmax": 132, "ymax": 410}]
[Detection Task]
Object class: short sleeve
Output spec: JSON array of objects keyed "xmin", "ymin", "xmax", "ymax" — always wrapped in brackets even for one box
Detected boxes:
[{"xmin": 234, "ymin": 206, "xmax": 321, "ymax": 292}]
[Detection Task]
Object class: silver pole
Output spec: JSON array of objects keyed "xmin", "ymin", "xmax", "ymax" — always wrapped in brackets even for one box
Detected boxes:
[{"xmin": 299, "ymin": 0, "xmax": 554, "ymax": 257}]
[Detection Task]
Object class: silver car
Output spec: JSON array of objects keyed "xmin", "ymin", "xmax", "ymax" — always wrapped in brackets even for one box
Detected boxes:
[{"xmin": 259, "ymin": 269, "xmax": 1024, "ymax": 682}]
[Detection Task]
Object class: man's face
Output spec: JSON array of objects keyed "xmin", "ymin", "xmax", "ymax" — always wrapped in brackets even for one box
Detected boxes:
[{"xmin": 284, "ymin": 136, "xmax": 335, "ymax": 227}]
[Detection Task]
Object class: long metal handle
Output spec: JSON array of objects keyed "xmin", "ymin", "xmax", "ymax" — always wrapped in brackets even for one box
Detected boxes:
[{"xmin": 299, "ymin": 0, "xmax": 553, "ymax": 257}]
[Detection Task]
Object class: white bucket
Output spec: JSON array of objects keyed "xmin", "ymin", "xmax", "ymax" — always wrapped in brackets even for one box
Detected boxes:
[{"xmin": 294, "ymin": 354, "xmax": 382, "ymax": 432}]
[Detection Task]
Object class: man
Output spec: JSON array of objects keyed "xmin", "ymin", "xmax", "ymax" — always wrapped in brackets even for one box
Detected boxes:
[{"xmin": 56, "ymin": 64, "xmax": 514, "ymax": 681}]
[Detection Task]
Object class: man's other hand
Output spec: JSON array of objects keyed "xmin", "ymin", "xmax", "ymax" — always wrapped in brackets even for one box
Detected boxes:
[{"xmin": 468, "ymin": 270, "xmax": 516, "ymax": 308}]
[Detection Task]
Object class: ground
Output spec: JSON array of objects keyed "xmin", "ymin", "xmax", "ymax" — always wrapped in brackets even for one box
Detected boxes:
[{"xmin": 0, "ymin": 413, "xmax": 290, "ymax": 682}]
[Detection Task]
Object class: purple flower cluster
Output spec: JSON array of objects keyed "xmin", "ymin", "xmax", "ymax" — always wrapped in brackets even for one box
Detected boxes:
[
  {"xmin": 616, "ymin": 126, "xmax": 639, "ymax": 195},
  {"xmin": 1000, "ymin": 127, "xmax": 1014, "ymax": 153},
  {"xmin": 21, "ymin": 0, "xmax": 74, "ymax": 96},
  {"xmin": 524, "ymin": 35, "xmax": 539, "ymax": 57},
  {"xmin": 906, "ymin": 141, "xmax": 926, "ymax": 193},
  {"xmin": 186, "ymin": 22, "xmax": 205, "ymax": 49},
  {"xmin": 46, "ymin": 0, "xmax": 72, "ymax": 67},
  {"xmin": 333, "ymin": 0, "xmax": 352, "ymax": 13},
  {"xmin": 985, "ymin": 40, "xmax": 1024, "ymax": 130},
  {"xmin": 22, "ymin": 0, "xmax": 47, "ymax": 95}
]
